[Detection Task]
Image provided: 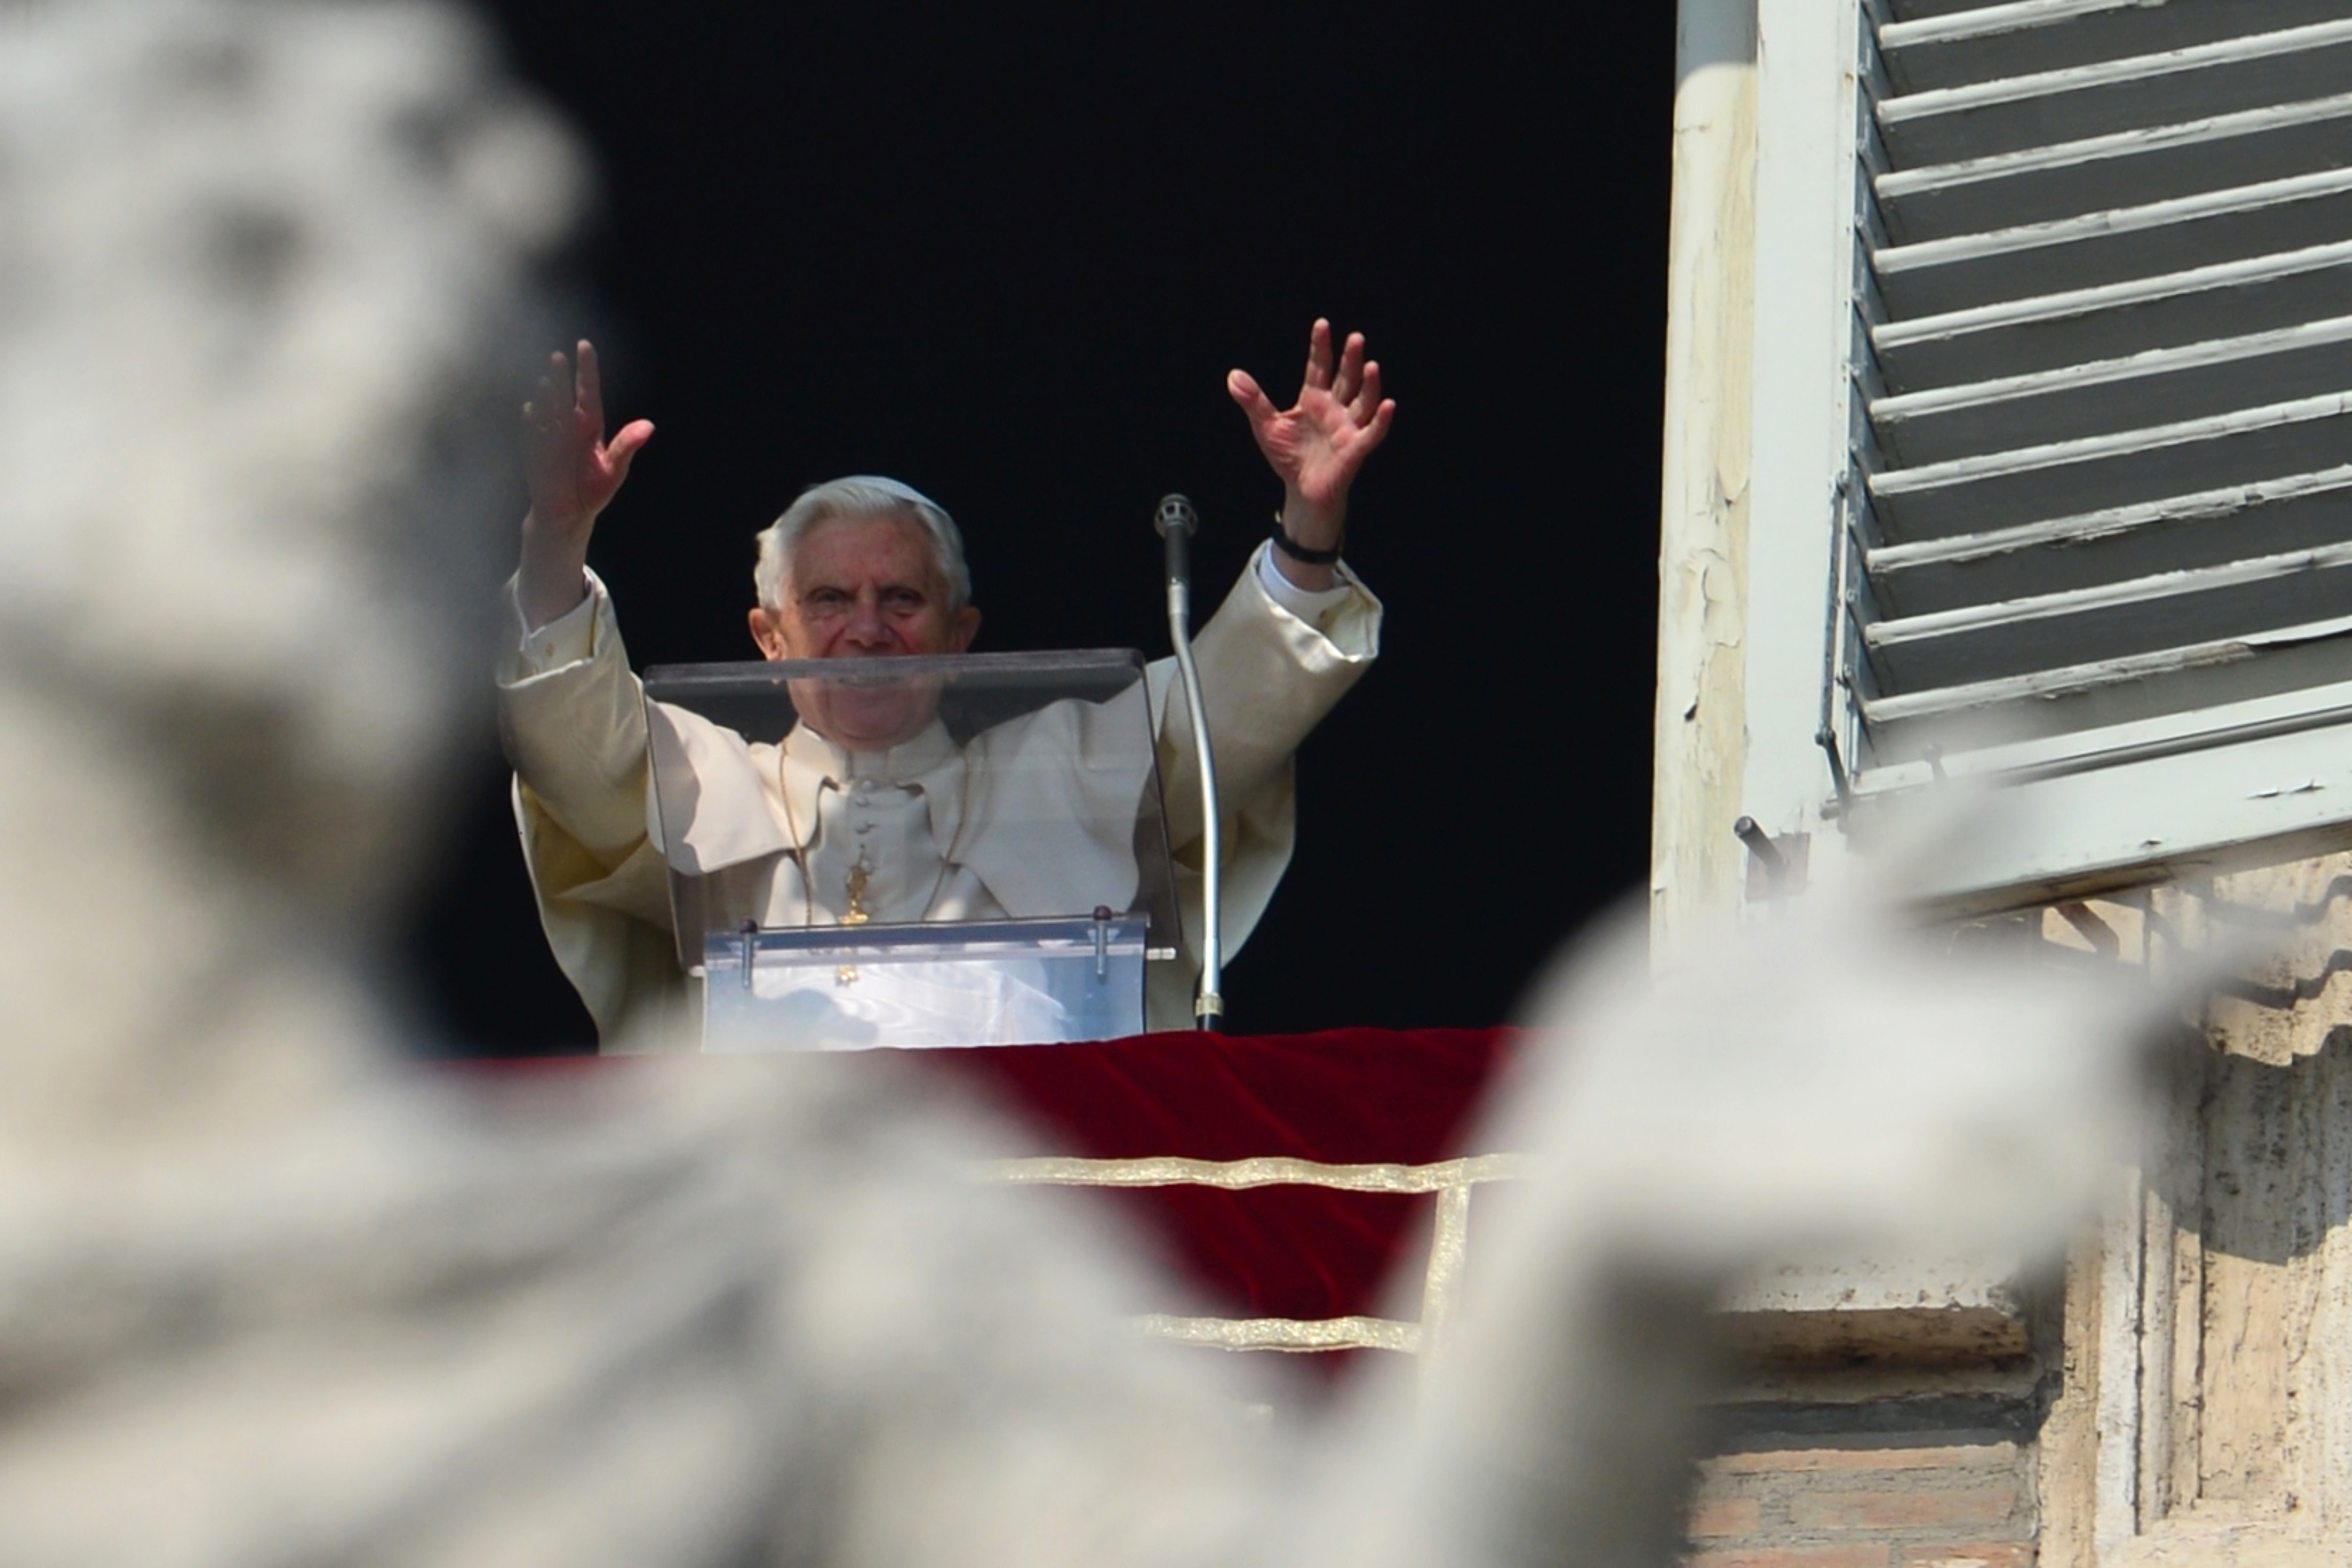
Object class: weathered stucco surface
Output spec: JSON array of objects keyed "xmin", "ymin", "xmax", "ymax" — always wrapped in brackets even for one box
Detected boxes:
[
  {"xmin": 2036, "ymin": 858, "xmax": 2352, "ymax": 1567},
  {"xmin": 1650, "ymin": 0, "xmax": 1757, "ymax": 956}
]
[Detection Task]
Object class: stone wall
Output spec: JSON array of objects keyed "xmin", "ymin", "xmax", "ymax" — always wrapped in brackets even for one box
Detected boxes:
[
  {"xmin": 1688, "ymin": 1433, "xmax": 2034, "ymax": 1568},
  {"xmin": 2034, "ymin": 858, "xmax": 2352, "ymax": 1566},
  {"xmin": 1682, "ymin": 852, "xmax": 2352, "ymax": 1567}
]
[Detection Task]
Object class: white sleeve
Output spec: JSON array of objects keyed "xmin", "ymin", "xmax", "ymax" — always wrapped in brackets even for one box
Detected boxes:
[{"xmin": 1255, "ymin": 544, "xmax": 1356, "ymax": 634}]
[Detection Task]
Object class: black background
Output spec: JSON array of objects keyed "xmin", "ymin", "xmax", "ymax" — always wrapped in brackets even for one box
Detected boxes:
[{"xmin": 403, "ymin": 3, "xmax": 1676, "ymax": 1055}]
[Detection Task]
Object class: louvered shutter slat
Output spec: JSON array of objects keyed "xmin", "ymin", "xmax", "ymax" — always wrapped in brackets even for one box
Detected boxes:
[
  {"xmin": 1866, "ymin": 545, "xmax": 2352, "ymax": 684},
  {"xmin": 1872, "ymin": 315, "xmax": 2352, "ymax": 465},
  {"xmin": 1872, "ymin": 242, "xmax": 2352, "ymax": 390},
  {"xmin": 1876, "ymin": 93, "xmax": 2352, "ymax": 244},
  {"xmin": 1859, "ymin": 620, "xmax": 2352, "ymax": 734},
  {"xmin": 1868, "ymin": 466, "xmax": 2352, "ymax": 616},
  {"xmin": 1867, "ymin": 392, "xmax": 2352, "ymax": 542},
  {"xmin": 1874, "ymin": 167, "xmax": 2352, "ymax": 316},
  {"xmin": 1882, "ymin": 0, "xmax": 2352, "ymax": 93},
  {"xmin": 1878, "ymin": 22, "xmax": 2352, "ymax": 165}
]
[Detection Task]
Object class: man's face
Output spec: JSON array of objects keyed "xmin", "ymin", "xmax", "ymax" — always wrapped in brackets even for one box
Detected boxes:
[
  {"xmin": 749, "ymin": 512, "xmax": 979, "ymax": 661},
  {"xmin": 747, "ymin": 512, "xmax": 982, "ymax": 751}
]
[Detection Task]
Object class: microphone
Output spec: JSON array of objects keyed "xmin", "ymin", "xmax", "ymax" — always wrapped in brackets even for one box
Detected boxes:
[
  {"xmin": 1155, "ymin": 493, "xmax": 1196, "ymax": 600},
  {"xmin": 1153, "ymin": 493, "xmax": 1222, "ymax": 1032}
]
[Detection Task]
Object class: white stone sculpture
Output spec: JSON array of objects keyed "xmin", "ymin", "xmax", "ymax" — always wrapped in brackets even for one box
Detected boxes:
[{"xmin": 0, "ymin": 4, "xmax": 2181, "ymax": 1566}]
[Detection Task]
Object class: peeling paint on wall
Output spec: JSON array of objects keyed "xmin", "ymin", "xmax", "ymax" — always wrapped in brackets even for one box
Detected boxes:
[{"xmin": 1652, "ymin": 0, "xmax": 1760, "ymax": 955}]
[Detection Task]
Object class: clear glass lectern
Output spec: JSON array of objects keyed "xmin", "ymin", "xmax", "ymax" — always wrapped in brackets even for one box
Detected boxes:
[{"xmin": 641, "ymin": 649, "xmax": 1181, "ymax": 1053}]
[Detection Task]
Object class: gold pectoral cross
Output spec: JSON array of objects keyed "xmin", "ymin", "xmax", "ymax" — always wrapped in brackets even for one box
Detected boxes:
[
  {"xmin": 841, "ymin": 858, "xmax": 872, "ymax": 926},
  {"xmin": 837, "ymin": 855, "xmax": 872, "ymax": 985}
]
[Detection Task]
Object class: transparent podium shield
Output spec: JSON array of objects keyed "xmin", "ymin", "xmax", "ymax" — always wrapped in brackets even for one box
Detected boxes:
[{"xmin": 641, "ymin": 649, "xmax": 1181, "ymax": 1051}]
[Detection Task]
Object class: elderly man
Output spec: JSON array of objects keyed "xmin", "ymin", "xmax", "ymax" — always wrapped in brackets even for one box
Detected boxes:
[{"xmin": 498, "ymin": 325, "xmax": 1394, "ymax": 1047}]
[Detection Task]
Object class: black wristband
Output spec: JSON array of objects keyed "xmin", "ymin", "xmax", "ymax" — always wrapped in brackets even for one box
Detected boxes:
[{"xmin": 1270, "ymin": 515, "xmax": 1343, "ymax": 566}]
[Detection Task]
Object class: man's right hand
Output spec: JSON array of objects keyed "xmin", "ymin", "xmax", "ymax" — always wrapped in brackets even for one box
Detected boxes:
[{"xmin": 517, "ymin": 339, "xmax": 654, "ymax": 632}]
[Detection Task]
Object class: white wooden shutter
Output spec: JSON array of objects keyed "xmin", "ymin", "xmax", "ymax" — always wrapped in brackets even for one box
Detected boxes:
[{"xmin": 1744, "ymin": 0, "xmax": 2352, "ymax": 911}]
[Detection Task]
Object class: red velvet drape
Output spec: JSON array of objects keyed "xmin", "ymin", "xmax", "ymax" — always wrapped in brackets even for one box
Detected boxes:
[
  {"xmin": 928, "ymin": 1027, "xmax": 1520, "ymax": 1322},
  {"xmin": 468, "ymin": 1026, "xmax": 1521, "ymax": 1326}
]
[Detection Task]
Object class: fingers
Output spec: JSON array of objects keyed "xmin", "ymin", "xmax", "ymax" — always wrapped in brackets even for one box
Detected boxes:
[
  {"xmin": 1226, "ymin": 368, "xmax": 1281, "ymax": 434},
  {"xmin": 606, "ymin": 418, "xmax": 655, "ymax": 483},
  {"xmin": 523, "ymin": 392, "xmax": 557, "ymax": 453},
  {"xmin": 1299, "ymin": 319, "xmax": 1380, "ymax": 413},
  {"xmin": 1350, "ymin": 359, "xmax": 1384, "ymax": 425},
  {"xmin": 1318, "ymin": 397, "xmax": 1397, "ymax": 498},
  {"xmin": 1332, "ymin": 332, "xmax": 1366, "ymax": 407},
  {"xmin": 574, "ymin": 338, "xmax": 603, "ymax": 426},
  {"xmin": 1303, "ymin": 318, "xmax": 1333, "ymax": 392},
  {"xmin": 525, "ymin": 348, "xmax": 568, "ymax": 433}
]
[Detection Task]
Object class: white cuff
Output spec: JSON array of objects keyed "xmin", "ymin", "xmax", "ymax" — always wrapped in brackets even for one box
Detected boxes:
[
  {"xmin": 511, "ymin": 571, "xmax": 600, "ymax": 676},
  {"xmin": 1255, "ymin": 541, "xmax": 1354, "ymax": 631}
]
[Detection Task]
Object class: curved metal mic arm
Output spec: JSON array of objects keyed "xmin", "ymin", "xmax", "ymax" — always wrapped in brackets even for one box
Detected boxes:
[{"xmin": 1154, "ymin": 494, "xmax": 1222, "ymax": 1030}]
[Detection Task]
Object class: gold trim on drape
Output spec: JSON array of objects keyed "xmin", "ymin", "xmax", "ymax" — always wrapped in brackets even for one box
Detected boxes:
[
  {"xmin": 1132, "ymin": 1313, "xmax": 1423, "ymax": 1355},
  {"xmin": 981, "ymin": 1152, "xmax": 1526, "ymax": 1360},
  {"xmin": 978, "ymin": 1152, "xmax": 1527, "ymax": 1192}
]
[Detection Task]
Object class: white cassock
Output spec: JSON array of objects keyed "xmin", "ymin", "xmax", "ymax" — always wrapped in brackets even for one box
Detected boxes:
[{"xmin": 496, "ymin": 541, "xmax": 1382, "ymax": 1049}]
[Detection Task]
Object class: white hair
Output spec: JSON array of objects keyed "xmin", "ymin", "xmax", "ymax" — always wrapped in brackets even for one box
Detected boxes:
[{"xmin": 753, "ymin": 476, "xmax": 972, "ymax": 613}]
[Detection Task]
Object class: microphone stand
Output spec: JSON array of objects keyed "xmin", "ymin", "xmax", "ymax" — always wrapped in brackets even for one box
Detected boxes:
[{"xmin": 1155, "ymin": 495, "xmax": 1222, "ymax": 1031}]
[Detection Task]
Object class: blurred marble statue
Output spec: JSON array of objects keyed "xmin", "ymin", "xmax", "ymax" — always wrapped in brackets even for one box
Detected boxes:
[{"xmin": 0, "ymin": 3, "xmax": 2180, "ymax": 1566}]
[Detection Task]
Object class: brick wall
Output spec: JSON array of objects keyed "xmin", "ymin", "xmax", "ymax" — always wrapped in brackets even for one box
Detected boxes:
[{"xmin": 1686, "ymin": 1432, "xmax": 2034, "ymax": 1568}]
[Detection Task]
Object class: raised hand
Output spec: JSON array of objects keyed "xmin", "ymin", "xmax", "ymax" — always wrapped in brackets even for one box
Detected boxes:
[
  {"xmin": 517, "ymin": 340, "xmax": 653, "ymax": 630},
  {"xmin": 1226, "ymin": 319, "xmax": 1397, "ymax": 586}
]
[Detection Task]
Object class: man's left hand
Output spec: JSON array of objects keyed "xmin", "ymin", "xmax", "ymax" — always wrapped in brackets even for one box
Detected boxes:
[{"xmin": 1228, "ymin": 318, "xmax": 1397, "ymax": 589}]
